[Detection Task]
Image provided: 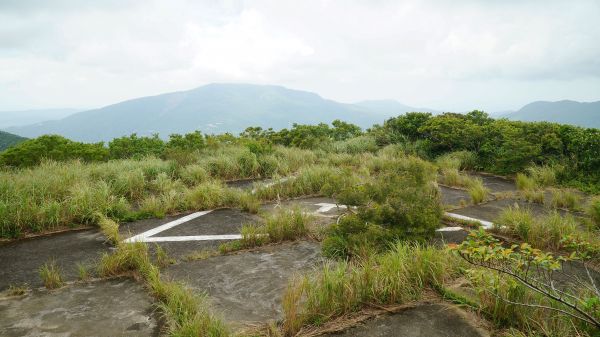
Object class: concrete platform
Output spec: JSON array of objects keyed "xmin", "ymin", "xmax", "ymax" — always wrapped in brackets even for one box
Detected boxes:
[{"xmin": 0, "ymin": 278, "xmax": 158, "ymax": 337}]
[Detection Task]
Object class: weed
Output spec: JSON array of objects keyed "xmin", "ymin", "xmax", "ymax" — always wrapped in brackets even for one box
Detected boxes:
[
  {"xmin": 495, "ymin": 206, "xmax": 534, "ymax": 241},
  {"xmin": 526, "ymin": 165, "xmax": 558, "ymax": 187},
  {"xmin": 39, "ymin": 260, "xmax": 64, "ymax": 289},
  {"xmin": 154, "ymin": 244, "xmax": 175, "ymax": 267},
  {"xmin": 468, "ymin": 178, "xmax": 489, "ymax": 204},
  {"xmin": 587, "ymin": 196, "xmax": 600, "ymax": 227},
  {"xmin": 98, "ymin": 215, "xmax": 120, "ymax": 245},
  {"xmin": 282, "ymin": 243, "xmax": 460, "ymax": 335},
  {"xmin": 521, "ymin": 189, "xmax": 544, "ymax": 204},
  {"xmin": 6, "ymin": 284, "xmax": 29, "ymax": 296},
  {"xmin": 77, "ymin": 263, "xmax": 91, "ymax": 281},
  {"xmin": 516, "ymin": 173, "xmax": 536, "ymax": 191},
  {"xmin": 550, "ymin": 188, "xmax": 582, "ymax": 211},
  {"xmin": 98, "ymin": 241, "xmax": 150, "ymax": 277}
]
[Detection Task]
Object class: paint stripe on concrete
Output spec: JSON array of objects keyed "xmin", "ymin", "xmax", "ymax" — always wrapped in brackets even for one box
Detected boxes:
[
  {"xmin": 124, "ymin": 210, "xmax": 213, "ymax": 243},
  {"xmin": 140, "ymin": 235, "xmax": 242, "ymax": 242},
  {"xmin": 444, "ymin": 212, "xmax": 494, "ymax": 229}
]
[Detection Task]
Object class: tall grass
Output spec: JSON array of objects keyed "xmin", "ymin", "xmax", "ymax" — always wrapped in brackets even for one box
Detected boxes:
[
  {"xmin": 219, "ymin": 208, "xmax": 311, "ymax": 252},
  {"xmin": 516, "ymin": 173, "xmax": 536, "ymax": 191},
  {"xmin": 526, "ymin": 165, "xmax": 558, "ymax": 187},
  {"xmin": 550, "ymin": 188, "xmax": 582, "ymax": 211},
  {"xmin": 587, "ymin": 196, "xmax": 600, "ymax": 227},
  {"xmin": 99, "ymin": 241, "xmax": 229, "ymax": 336},
  {"xmin": 282, "ymin": 243, "xmax": 460, "ymax": 335},
  {"xmin": 468, "ymin": 178, "xmax": 489, "ymax": 204},
  {"xmin": 495, "ymin": 207, "xmax": 578, "ymax": 251}
]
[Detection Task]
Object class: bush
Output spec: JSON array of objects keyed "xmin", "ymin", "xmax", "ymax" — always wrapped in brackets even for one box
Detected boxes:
[
  {"xmin": 550, "ymin": 188, "xmax": 582, "ymax": 211},
  {"xmin": 526, "ymin": 165, "xmax": 558, "ymax": 187}
]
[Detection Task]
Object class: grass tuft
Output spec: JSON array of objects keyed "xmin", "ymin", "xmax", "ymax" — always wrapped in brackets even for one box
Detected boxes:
[
  {"xmin": 467, "ymin": 178, "xmax": 489, "ymax": 204},
  {"xmin": 39, "ymin": 260, "xmax": 64, "ymax": 289}
]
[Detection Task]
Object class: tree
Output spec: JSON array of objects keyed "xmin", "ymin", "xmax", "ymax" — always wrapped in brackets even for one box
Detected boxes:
[{"xmin": 454, "ymin": 229, "xmax": 600, "ymax": 329}]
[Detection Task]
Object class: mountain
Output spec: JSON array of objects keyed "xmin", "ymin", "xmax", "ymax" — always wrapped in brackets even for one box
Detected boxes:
[
  {"xmin": 504, "ymin": 100, "xmax": 600, "ymax": 128},
  {"xmin": 5, "ymin": 84, "xmax": 432, "ymax": 142},
  {"xmin": 354, "ymin": 99, "xmax": 441, "ymax": 116},
  {"xmin": 0, "ymin": 130, "xmax": 26, "ymax": 151},
  {"xmin": 0, "ymin": 108, "xmax": 80, "ymax": 128}
]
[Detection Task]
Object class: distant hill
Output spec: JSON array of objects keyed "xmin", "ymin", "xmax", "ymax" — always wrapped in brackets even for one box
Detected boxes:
[
  {"xmin": 354, "ymin": 100, "xmax": 441, "ymax": 116},
  {"xmin": 5, "ymin": 84, "xmax": 433, "ymax": 142},
  {"xmin": 0, "ymin": 130, "xmax": 26, "ymax": 151},
  {"xmin": 503, "ymin": 100, "xmax": 600, "ymax": 128},
  {"xmin": 0, "ymin": 108, "xmax": 79, "ymax": 128}
]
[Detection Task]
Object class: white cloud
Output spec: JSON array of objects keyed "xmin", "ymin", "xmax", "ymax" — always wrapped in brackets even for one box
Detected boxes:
[{"xmin": 0, "ymin": 0, "xmax": 599, "ymax": 111}]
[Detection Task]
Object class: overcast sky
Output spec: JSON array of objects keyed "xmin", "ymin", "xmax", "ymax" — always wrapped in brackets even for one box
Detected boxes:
[{"xmin": 1, "ymin": 0, "xmax": 599, "ymax": 112}]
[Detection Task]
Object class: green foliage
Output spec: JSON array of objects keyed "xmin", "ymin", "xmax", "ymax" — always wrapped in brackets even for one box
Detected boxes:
[
  {"xmin": 108, "ymin": 134, "xmax": 164, "ymax": 159},
  {"xmin": 0, "ymin": 135, "xmax": 108, "ymax": 168},
  {"xmin": 455, "ymin": 230, "xmax": 600, "ymax": 333},
  {"xmin": 587, "ymin": 196, "xmax": 600, "ymax": 227},
  {"xmin": 0, "ymin": 130, "xmax": 26, "ymax": 151},
  {"xmin": 283, "ymin": 243, "xmax": 460, "ymax": 335},
  {"xmin": 468, "ymin": 178, "xmax": 489, "ymax": 204}
]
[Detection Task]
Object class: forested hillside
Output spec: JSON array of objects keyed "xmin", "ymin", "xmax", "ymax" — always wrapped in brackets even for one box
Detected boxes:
[{"xmin": 0, "ymin": 130, "xmax": 26, "ymax": 151}]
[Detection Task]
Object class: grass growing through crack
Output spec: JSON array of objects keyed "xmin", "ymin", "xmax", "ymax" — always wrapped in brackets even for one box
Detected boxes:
[
  {"xmin": 467, "ymin": 178, "xmax": 489, "ymax": 204},
  {"xmin": 99, "ymin": 240, "xmax": 229, "ymax": 336},
  {"xmin": 495, "ymin": 207, "xmax": 580, "ymax": 251},
  {"xmin": 39, "ymin": 260, "xmax": 64, "ymax": 289},
  {"xmin": 219, "ymin": 208, "xmax": 312, "ymax": 252},
  {"xmin": 550, "ymin": 188, "xmax": 582, "ymax": 211},
  {"xmin": 282, "ymin": 243, "xmax": 460, "ymax": 335},
  {"xmin": 77, "ymin": 263, "xmax": 91, "ymax": 281}
]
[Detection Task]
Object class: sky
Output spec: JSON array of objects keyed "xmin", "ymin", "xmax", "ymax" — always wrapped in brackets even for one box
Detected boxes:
[{"xmin": 1, "ymin": 0, "xmax": 599, "ymax": 112}]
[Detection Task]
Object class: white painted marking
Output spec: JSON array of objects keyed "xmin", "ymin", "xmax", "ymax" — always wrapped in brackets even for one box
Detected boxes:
[
  {"xmin": 141, "ymin": 235, "xmax": 242, "ymax": 242},
  {"xmin": 315, "ymin": 203, "xmax": 338, "ymax": 213},
  {"xmin": 444, "ymin": 212, "xmax": 494, "ymax": 229},
  {"xmin": 124, "ymin": 210, "xmax": 213, "ymax": 243},
  {"xmin": 436, "ymin": 226, "xmax": 464, "ymax": 232}
]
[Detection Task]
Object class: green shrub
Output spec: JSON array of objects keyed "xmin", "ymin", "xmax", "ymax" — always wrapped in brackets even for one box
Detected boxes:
[{"xmin": 496, "ymin": 206, "xmax": 535, "ymax": 240}]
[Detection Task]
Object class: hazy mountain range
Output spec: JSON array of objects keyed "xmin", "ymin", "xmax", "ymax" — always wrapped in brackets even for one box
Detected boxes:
[
  {"xmin": 0, "ymin": 108, "xmax": 80, "ymax": 128},
  {"xmin": 501, "ymin": 100, "xmax": 600, "ymax": 128},
  {"xmin": 3, "ymin": 84, "xmax": 437, "ymax": 142},
  {"xmin": 2, "ymin": 83, "xmax": 599, "ymax": 143}
]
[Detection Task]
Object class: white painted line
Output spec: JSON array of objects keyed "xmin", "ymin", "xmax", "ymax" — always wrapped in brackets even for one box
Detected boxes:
[
  {"xmin": 315, "ymin": 203, "xmax": 338, "ymax": 213},
  {"xmin": 436, "ymin": 226, "xmax": 464, "ymax": 232},
  {"xmin": 141, "ymin": 235, "xmax": 242, "ymax": 242},
  {"xmin": 124, "ymin": 210, "xmax": 213, "ymax": 243},
  {"xmin": 444, "ymin": 212, "xmax": 494, "ymax": 229}
]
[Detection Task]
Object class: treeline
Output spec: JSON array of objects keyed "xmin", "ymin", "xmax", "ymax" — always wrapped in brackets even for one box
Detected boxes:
[{"xmin": 1, "ymin": 112, "xmax": 598, "ymax": 190}]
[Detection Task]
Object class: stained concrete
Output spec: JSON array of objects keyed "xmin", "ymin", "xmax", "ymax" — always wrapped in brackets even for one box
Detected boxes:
[
  {"xmin": 0, "ymin": 278, "xmax": 158, "ymax": 337},
  {"xmin": 470, "ymin": 173, "xmax": 516, "ymax": 193},
  {"xmin": 0, "ymin": 229, "xmax": 110, "ymax": 291},
  {"xmin": 120, "ymin": 209, "xmax": 261, "ymax": 259},
  {"xmin": 450, "ymin": 198, "xmax": 565, "ymax": 223},
  {"xmin": 164, "ymin": 241, "xmax": 323, "ymax": 326},
  {"xmin": 324, "ymin": 303, "xmax": 487, "ymax": 337},
  {"xmin": 439, "ymin": 186, "xmax": 470, "ymax": 207}
]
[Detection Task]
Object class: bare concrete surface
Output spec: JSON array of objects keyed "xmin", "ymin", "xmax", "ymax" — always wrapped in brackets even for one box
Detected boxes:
[
  {"xmin": 439, "ymin": 186, "xmax": 470, "ymax": 207},
  {"xmin": 323, "ymin": 303, "xmax": 487, "ymax": 337},
  {"xmin": 164, "ymin": 241, "xmax": 323, "ymax": 326},
  {"xmin": 0, "ymin": 229, "xmax": 110, "ymax": 291},
  {"xmin": 433, "ymin": 228, "xmax": 469, "ymax": 245},
  {"xmin": 0, "ymin": 278, "xmax": 158, "ymax": 337},
  {"xmin": 120, "ymin": 209, "xmax": 260, "ymax": 259}
]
